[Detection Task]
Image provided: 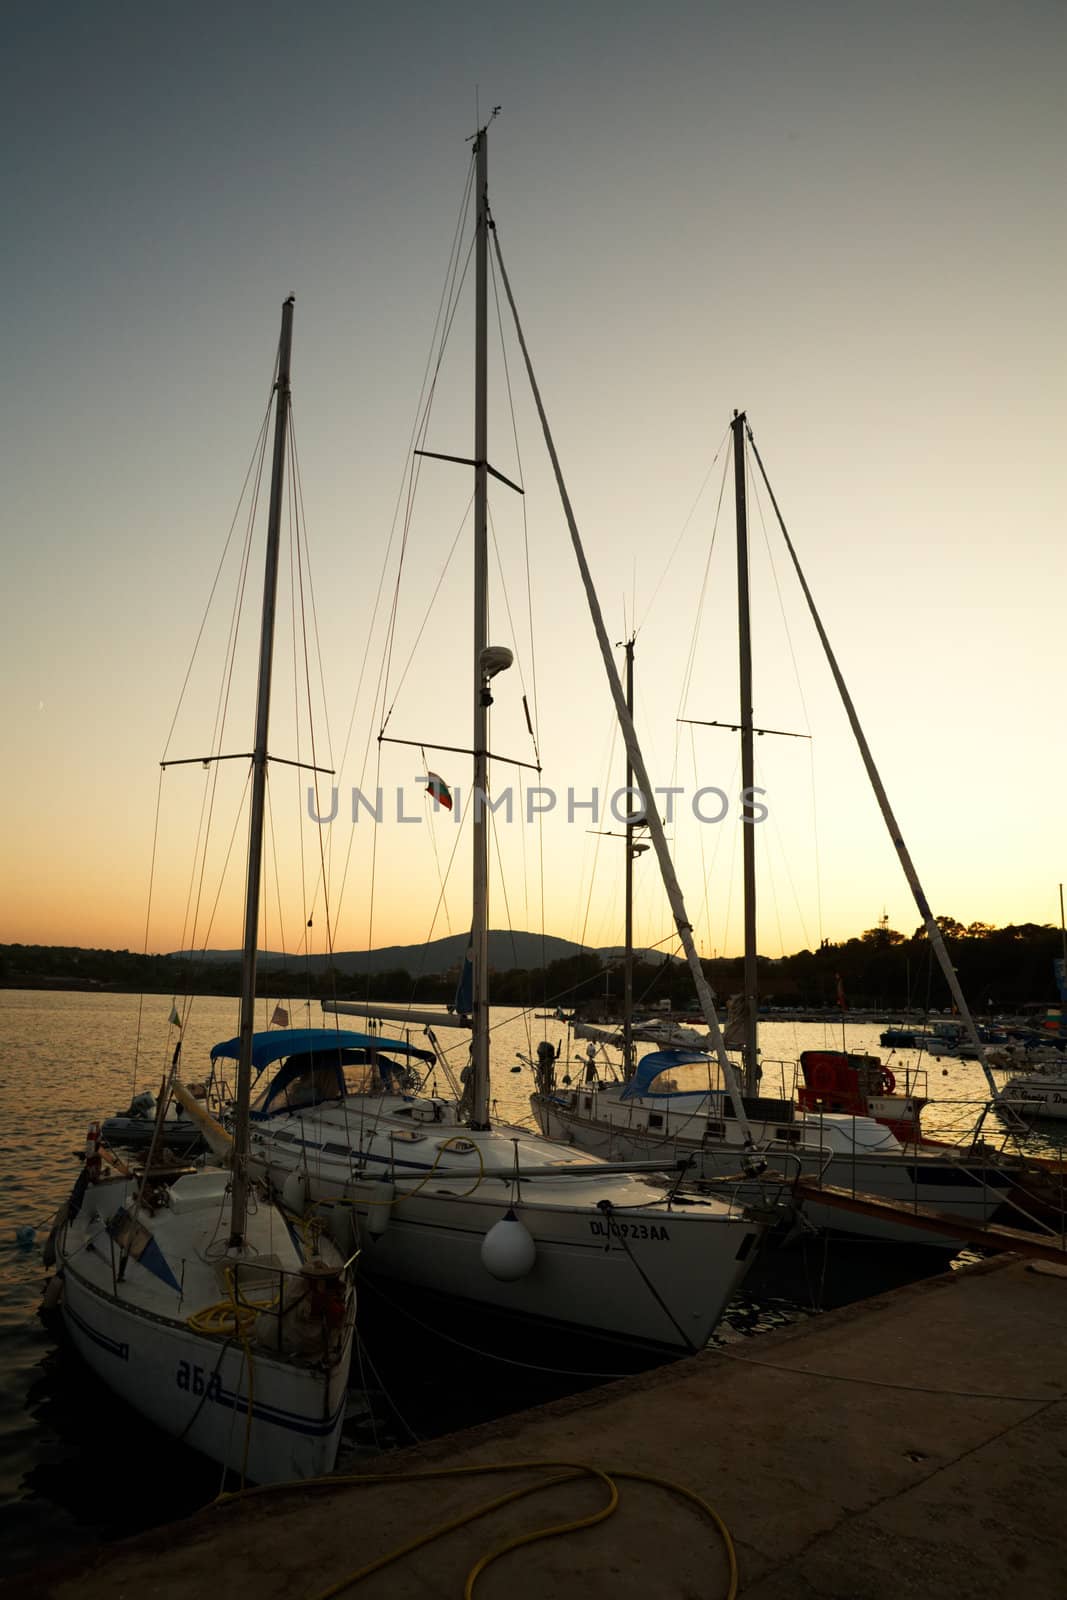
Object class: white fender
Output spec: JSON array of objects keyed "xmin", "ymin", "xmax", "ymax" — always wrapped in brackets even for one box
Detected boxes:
[
  {"xmin": 364, "ymin": 1181, "xmax": 395, "ymax": 1237},
  {"xmin": 481, "ymin": 1208, "xmax": 537, "ymax": 1281}
]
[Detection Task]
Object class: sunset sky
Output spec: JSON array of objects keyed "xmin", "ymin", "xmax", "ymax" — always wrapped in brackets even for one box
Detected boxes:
[{"xmin": 3, "ymin": 1, "xmax": 1064, "ymax": 965}]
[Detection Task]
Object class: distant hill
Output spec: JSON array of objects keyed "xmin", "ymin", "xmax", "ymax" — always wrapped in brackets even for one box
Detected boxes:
[{"xmin": 168, "ymin": 930, "xmax": 592, "ymax": 976}]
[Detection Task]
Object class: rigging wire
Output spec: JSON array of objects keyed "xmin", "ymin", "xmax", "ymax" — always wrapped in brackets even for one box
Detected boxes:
[
  {"xmin": 285, "ymin": 412, "xmax": 313, "ymax": 1007},
  {"xmin": 492, "ymin": 234, "xmax": 549, "ymax": 1021},
  {"xmin": 335, "ymin": 152, "xmax": 476, "ymax": 782},
  {"xmin": 488, "ymin": 800, "xmax": 534, "ymax": 1063},
  {"xmin": 331, "ymin": 156, "xmax": 478, "ymax": 935},
  {"xmin": 486, "ymin": 503, "xmax": 539, "ymax": 764},
  {"xmin": 161, "ymin": 393, "xmax": 275, "ymax": 762},
  {"xmin": 289, "ymin": 408, "xmax": 340, "ymax": 993},
  {"xmin": 420, "ymin": 744, "xmax": 455, "ymax": 938},
  {"xmin": 747, "ymin": 455, "xmax": 824, "ymax": 954},
  {"xmin": 129, "ymin": 767, "xmax": 165, "ymax": 1097},
  {"xmin": 163, "ymin": 386, "xmax": 273, "ymax": 1055},
  {"xmin": 488, "ymin": 234, "xmax": 541, "ymax": 766},
  {"xmin": 574, "ymin": 717, "xmax": 620, "ymax": 954},
  {"xmin": 377, "ymin": 493, "xmax": 473, "ymax": 734},
  {"xmin": 377, "ymin": 232, "xmax": 477, "ymax": 739},
  {"xmin": 636, "ymin": 423, "xmax": 731, "ymax": 636},
  {"xmin": 176, "ymin": 394, "xmax": 270, "ymax": 976},
  {"xmin": 674, "ymin": 445, "xmax": 732, "ymax": 740}
]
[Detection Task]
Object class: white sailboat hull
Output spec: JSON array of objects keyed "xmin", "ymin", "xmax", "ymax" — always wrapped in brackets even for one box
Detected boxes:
[
  {"xmin": 53, "ymin": 1170, "xmax": 354, "ymax": 1482},
  {"xmin": 347, "ymin": 1185, "xmax": 754, "ymax": 1352},
  {"xmin": 59, "ymin": 1265, "xmax": 350, "ymax": 1481},
  {"xmin": 247, "ymin": 1120, "xmax": 761, "ymax": 1354},
  {"xmin": 533, "ymin": 1096, "xmax": 1010, "ymax": 1248}
]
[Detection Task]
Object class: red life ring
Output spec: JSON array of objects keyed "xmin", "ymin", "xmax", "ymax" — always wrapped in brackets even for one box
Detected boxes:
[{"xmin": 880, "ymin": 1067, "xmax": 897, "ymax": 1094}]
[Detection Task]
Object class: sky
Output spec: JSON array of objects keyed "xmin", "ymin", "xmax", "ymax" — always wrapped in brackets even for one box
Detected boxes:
[{"xmin": 2, "ymin": 0, "xmax": 1064, "ymax": 965}]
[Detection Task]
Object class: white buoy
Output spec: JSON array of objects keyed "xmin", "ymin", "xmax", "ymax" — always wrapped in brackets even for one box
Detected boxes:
[
  {"xmin": 282, "ymin": 1170, "xmax": 310, "ymax": 1216},
  {"xmin": 481, "ymin": 1208, "xmax": 537, "ymax": 1281}
]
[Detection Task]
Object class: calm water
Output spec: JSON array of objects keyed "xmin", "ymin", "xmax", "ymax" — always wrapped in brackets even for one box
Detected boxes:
[{"xmin": 0, "ymin": 989, "xmax": 1057, "ymax": 1576}]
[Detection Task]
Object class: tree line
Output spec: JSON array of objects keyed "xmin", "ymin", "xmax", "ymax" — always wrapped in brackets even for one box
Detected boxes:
[{"xmin": 2, "ymin": 919, "xmax": 1062, "ymax": 1014}]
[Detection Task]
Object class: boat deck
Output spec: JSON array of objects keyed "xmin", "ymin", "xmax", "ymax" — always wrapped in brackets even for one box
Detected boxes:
[{"xmin": 18, "ymin": 1256, "xmax": 1067, "ymax": 1598}]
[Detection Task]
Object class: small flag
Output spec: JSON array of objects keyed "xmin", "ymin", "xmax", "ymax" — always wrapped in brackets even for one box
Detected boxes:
[
  {"xmin": 270, "ymin": 1004, "xmax": 289, "ymax": 1028},
  {"xmin": 835, "ymin": 974, "xmax": 847, "ymax": 1012},
  {"xmin": 425, "ymin": 772, "xmax": 453, "ymax": 811},
  {"xmin": 168, "ymin": 1004, "xmax": 181, "ymax": 1026}
]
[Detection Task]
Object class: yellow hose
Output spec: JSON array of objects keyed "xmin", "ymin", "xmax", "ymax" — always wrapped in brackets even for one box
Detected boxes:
[{"xmin": 214, "ymin": 1459, "xmax": 738, "ymax": 1599}]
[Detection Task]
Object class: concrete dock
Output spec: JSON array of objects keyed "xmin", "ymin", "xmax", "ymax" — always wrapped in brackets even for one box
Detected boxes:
[{"xmin": 10, "ymin": 1256, "xmax": 1067, "ymax": 1598}]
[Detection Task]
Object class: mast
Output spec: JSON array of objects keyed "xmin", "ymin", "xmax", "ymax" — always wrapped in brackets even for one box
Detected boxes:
[
  {"xmin": 490, "ymin": 232, "xmax": 753, "ymax": 1140},
  {"xmin": 622, "ymin": 636, "xmax": 635, "ymax": 1078},
  {"xmin": 732, "ymin": 411, "xmax": 759, "ymax": 1098},
  {"xmin": 470, "ymin": 124, "xmax": 491, "ymax": 1130},
  {"xmin": 229, "ymin": 295, "xmax": 294, "ymax": 1248},
  {"xmin": 745, "ymin": 420, "xmax": 1005, "ymax": 1106}
]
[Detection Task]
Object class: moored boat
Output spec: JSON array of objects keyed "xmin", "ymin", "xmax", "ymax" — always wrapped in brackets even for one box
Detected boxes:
[
  {"xmin": 240, "ymin": 125, "xmax": 770, "ymax": 1359},
  {"xmin": 47, "ymin": 298, "xmax": 356, "ymax": 1480}
]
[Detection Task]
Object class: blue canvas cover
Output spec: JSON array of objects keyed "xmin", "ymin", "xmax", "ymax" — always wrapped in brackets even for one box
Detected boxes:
[
  {"xmin": 619, "ymin": 1048, "xmax": 717, "ymax": 1100},
  {"xmin": 209, "ymin": 1027, "xmax": 435, "ymax": 1075},
  {"xmin": 210, "ymin": 1027, "xmax": 437, "ymax": 1119}
]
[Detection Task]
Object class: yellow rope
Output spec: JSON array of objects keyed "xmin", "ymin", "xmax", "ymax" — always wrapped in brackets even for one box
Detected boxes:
[
  {"xmin": 186, "ymin": 1268, "xmax": 266, "ymax": 1489},
  {"xmin": 186, "ymin": 1267, "xmax": 279, "ymax": 1338},
  {"xmin": 230, "ymin": 1270, "xmax": 256, "ymax": 1490},
  {"xmin": 214, "ymin": 1458, "xmax": 738, "ymax": 1599}
]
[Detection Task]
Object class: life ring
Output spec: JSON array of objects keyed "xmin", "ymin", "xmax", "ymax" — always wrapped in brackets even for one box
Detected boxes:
[
  {"xmin": 810, "ymin": 1061, "xmax": 837, "ymax": 1095},
  {"xmin": 879, "ymin": 1066, "xmax": 896, "ymax": 1094}
]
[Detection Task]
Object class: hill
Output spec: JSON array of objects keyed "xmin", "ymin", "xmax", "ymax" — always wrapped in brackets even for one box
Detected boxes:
[{"xmin": 169, "ymin": 931, "xmax": 590, "ymax": 976}]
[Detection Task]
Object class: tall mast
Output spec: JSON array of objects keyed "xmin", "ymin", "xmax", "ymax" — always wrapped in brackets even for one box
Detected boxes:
[
  {"xmin": 622, "ymin": 635, "xmax": 635, "ymax": 1077},
  {"xmin": 470, "ymin": 124, "xmax": 491, "ymax": 1130},
  {"xmin": 229, "ymin": 296, "xmax": 294, "ymax": 1248},
  {"xmin": 490, "ymin": 233, "xmax": 753, "ymax": 1140},
  {"xmin": 732, "ymin": 411, "xmax": 759, "ymax": 1099},
  {"xmin": 745, "ymin": 419, "xmax": 1005, "ymax": 1106}
]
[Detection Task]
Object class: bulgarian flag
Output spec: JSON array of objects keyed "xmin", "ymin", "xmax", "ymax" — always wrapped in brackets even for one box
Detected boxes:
[{"xmin": 425, "ymin": 772, "xmax": 453, "ymax": 811}]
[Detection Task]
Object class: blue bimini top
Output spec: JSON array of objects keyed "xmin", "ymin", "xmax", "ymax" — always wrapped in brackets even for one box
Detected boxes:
[
  {"xmin": 619, "ymin": 1048, "xmax": 718, "ymax": 1100},
  {"xmin": 209, "ymin": 1027, "xmax": 436, "ymax": 1119}
]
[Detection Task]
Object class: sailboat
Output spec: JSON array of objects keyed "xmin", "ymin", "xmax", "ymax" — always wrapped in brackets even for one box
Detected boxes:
[
  {"xmin": 47, "ymin": 299, "xmax": 356, "ymax": 1481},
  {"xmin": 530, "ymin": 413, "xmax": 1038, "ymax": 1247},
  {"xmin": 241, "ymin": 124, "xmax": 768, "ymax": 1360}
]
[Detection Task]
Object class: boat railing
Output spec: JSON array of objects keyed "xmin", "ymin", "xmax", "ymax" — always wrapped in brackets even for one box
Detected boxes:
[
  {"xmin": 224, "ymin": 1249, "xmax": 348, "ymax": 1360},
  {"xmin": 755, "ymin": 1059, "xmax": 801, "ymax": 1104}
]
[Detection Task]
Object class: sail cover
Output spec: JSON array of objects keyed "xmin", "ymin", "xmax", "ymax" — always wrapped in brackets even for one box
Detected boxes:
[{"xmin": 322, "ymin": 1001, "xmax": 472, "ymax": 1030}]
